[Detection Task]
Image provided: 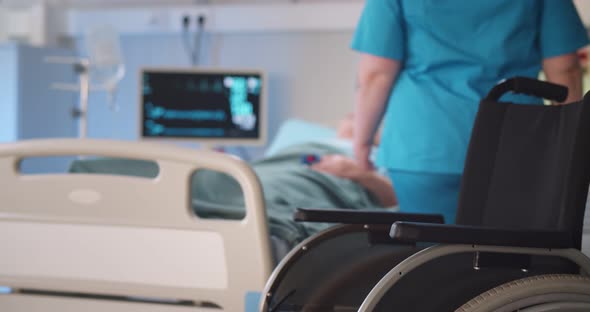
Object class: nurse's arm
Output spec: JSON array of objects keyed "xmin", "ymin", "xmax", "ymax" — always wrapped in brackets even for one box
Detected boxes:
[
  {"xmin": 543, "ymin": 52, "xmax": 584, "ymax": 104},
  {"xmin": 354, "ymin": 54, "xmax": 401, "ymax": 169}
]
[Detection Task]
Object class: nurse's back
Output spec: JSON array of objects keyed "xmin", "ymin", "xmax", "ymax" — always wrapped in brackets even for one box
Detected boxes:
[
  {"xmin": 353, "ymin": 0, "xmax": 589, "ymax": 173},
  {"xmin": 404, "ymin": 1, "xmax": 546, "ymax": 94}
]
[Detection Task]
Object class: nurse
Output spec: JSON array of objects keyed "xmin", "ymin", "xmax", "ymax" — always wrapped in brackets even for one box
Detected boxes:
[{"xmin": 351, "ymin": 0, "xmax": 589, "ymax": 223}]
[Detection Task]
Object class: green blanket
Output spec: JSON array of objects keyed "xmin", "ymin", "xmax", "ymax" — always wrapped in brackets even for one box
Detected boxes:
[{"xmin": 69, "ymin": 143, "xmax": 388, "ymax": 249}]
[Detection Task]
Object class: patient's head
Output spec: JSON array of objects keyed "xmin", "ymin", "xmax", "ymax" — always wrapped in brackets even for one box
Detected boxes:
[
  {"xmin": 337, "ymin": 112, "xmax": 355, "ymax": 141},
  {"xmin": 337, "ymin": 112, "xmax": 381, "ymax": 145}
]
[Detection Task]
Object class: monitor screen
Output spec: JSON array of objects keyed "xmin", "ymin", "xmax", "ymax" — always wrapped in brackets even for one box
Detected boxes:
[{"xmin": 139, "ymin": 68, "xmax": 265, "ymax": 145}]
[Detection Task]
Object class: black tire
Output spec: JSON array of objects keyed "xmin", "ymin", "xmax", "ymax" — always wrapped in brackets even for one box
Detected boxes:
[{"xmin": 456, "ymin": 274, "xmax": 590, "ymax": 312}]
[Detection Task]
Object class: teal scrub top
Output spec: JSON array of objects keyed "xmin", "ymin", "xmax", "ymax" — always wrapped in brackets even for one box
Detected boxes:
[{"xmin": 352, "ymin": 0, "xmax": 589, "ymax": 174}]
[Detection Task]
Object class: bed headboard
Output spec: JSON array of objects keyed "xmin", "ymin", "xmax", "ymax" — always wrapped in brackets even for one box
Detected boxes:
[{"xmin": 0, "ymin": 138, "xmax": 272, "ymax": 311}]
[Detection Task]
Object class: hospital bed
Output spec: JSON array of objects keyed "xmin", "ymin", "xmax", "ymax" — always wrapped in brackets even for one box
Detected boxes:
[
  {"xmin": 0, "ymin": 139, "xmax": 273, "ymax": 311},
  {"xmin": 0, "ymin": 116, "xmax": 383, "ymax": 312}
]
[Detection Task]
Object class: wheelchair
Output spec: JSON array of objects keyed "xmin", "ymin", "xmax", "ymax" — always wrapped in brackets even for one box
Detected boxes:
[{"xmin": 260, "ymin": 77, "xmax": 590, "ymax": 312}]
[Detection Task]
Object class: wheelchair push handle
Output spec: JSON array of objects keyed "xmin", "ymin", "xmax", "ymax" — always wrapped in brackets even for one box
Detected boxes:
[{"xmin": 485, "ymin": 77, "xmax": 568, "ymax": 103}]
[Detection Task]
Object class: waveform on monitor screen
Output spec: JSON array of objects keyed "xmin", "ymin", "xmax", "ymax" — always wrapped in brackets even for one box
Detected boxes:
[{"xmin": 145, "ymin": 102, "xmax": 227, "ymax": 122}]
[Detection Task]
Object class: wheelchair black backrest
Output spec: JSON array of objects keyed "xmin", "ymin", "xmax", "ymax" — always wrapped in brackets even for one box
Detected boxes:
[{"xmin": 456, "ymin": 77, "xmax": 590, "ymax": 250}]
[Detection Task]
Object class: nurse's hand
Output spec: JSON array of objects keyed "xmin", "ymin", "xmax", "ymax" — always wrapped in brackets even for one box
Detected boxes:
[
  {"xmin": 310, "ymin": 155, "xmax": 364, "ymax": 180},
  {"xmin": 354, "ymin": 143, "xmax": 375, "ymax": 171},
  {"xmin": 543, "ymin": 52, "xmax": 584, "ymax": 104},
  {"xmin": 312, "ymin": 154, "xmax": 397, "ymax": 207}
]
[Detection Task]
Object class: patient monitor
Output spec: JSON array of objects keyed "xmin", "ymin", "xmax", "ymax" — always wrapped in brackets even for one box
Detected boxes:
[{"xmin": 139, "ymin": 67, "xmax": 266, "ymax": 146}]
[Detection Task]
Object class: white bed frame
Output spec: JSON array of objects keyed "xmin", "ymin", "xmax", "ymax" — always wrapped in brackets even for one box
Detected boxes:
[{"xmin": 0, "ymin": 138, "xmax": 273, "ymax": 311}]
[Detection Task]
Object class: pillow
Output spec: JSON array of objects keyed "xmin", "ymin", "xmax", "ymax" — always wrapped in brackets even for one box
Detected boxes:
[{"xmin": 265, "ymin": 119, "xmax": 337, "ymax": 157}]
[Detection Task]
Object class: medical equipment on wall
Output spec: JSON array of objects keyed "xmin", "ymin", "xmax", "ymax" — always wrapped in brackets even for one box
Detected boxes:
[
  {"xmin": 139, "ymin": 67, "xmax": 267, "ymax": 149},
  {"xmin": 181, "ymin": 13, "xmax": 207, "ymax": 66},
  {"xmin": 46, "ymin": 25, "xmax": 125, "ymax": 139}
]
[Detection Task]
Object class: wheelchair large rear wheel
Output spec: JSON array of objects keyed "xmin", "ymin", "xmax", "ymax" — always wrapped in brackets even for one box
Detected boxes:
[{"xmin": 456, "ymin": 274, "xmax": 590, "ymax": 312}]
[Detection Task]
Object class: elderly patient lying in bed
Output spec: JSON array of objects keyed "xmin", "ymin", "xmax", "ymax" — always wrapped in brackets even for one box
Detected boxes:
[{"xmin": 69, "ymin": 116, "xmax": 396, "ymax": 260}]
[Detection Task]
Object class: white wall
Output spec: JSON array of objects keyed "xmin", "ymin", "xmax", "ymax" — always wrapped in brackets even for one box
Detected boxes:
[
  {"xmin": 0, "ymin": 3, "xmax": 69, "ymax": 47},
  {"xmin": 574, "ymin": 0, "xmax": 590, "ymax": 26},
  {"xmin": 0, "ymin": 7, "xmax": 31, "ymax": 43},
  {"xmin": 1, "ymin": 0, "xmax": 358, "ymax": 8},
  {"xmin": 212, "ymin": 32, "xmax": 358, "ymax": 127},
  {"xmin": 81, "ymin": 31, "xmax": 358, "ymax": 158},
  {"xmin": 0, "ymin": 1, "xmax": 362, "ymax": 161},
  {"xmin": 62, "ymin": 1, "xmax": 363, "ymax": 156},
  {"xmin": 65, "ymin": 2, "xmax": 363, "ymax": 35}
]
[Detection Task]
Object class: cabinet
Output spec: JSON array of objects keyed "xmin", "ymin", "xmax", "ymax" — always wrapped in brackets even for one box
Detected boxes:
[{"xmin": 0, "ymin": 43, "xmax": 78, "ymax": 172}]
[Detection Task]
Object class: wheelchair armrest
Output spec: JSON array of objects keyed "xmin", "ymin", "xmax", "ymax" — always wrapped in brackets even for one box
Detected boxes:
[
  {"xmin": 294, "ymin": 208, "xmax": 444, "ymax": 224},
  {"xmin": 390, "ymin": 222, "xmax": 573, "ymax": 249}
]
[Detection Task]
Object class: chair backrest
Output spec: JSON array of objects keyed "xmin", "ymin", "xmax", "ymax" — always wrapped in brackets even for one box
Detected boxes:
[{"xmin": 456, "ymin": 77, "xmax": 590, "ymax": 250}]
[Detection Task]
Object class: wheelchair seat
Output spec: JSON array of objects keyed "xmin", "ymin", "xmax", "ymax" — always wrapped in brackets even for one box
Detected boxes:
[{"xmin": 261, "ymin": 77, "xmax": 590, "ymax": 312}]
